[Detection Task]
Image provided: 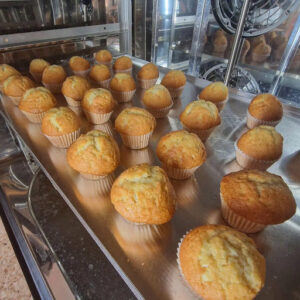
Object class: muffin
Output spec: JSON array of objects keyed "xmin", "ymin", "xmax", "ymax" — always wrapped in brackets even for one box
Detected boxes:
[
  {"xmin": 180, "ymin": 99, "xmax": 221, "ymax": 142},
  {"xmin": 82, "ymin": 88, "xmax": 116, "ymax": 124},
  {"xmin": 111, "ymin": 164, "xmax": 176, "ymax": 224},
  {"xmin": 41, "ymin": 107, "xmax": 81, "ymax": 148},
  {"xmin": 213, "ymin": 33, "xmax": 228, "ymax": 55},
  {"xmin": 109, "ymin": 73, "xmax": 136, "ymax": 102},
  {"xmin": 161, "ymin": 70, "xmax": 186, "ymax": 98},
  {"xmin": 247, "ymin": 93, "xmax": 283, "ymax": 128},
  {"xmin": 252, "ymin": 42, "xmax": 271, "ymax": 63},
  {"xmin": 0, "ymin": 64, "xmax": 20, "ymax": 90},
  {"xmin": 69, "ymin": 56, "xmax": 90, "ymax": 77},
  {"xmin": 137, "ymin": 63, "xmax": 159, "ymax": 89},
  {"xmin": 42, "ymin": 65, "xmax": 67, "ymax": 94},
  {"xmin": 61, "ymin": 76, "xmax": 91, "ymax": 107},
  {"xmin": 235, "ymin": 125, "xmax": 283, "ymax": 170},
  {"xmin": 18, "ymin": 87, "xmax": 56, "ymax": 123},
  {"xmin": 178, "ymin": 224, "xmax": 266, "ymax": 300},
  {"xmin": 67, "ymin": 130, "xmax": 120, "ymax": 180},
  {"xmin": 3, "ymin": 75, "xmax": 35, "ymax": 105},
  {"xmin": 240, "ymin": 39, "xmax": 250, "ymax": 63},
  {"xmin": 141, "ymin": 84, "xmax": 173, "ymax": 118},
  {"xmin": 250, "ymin": 35, "xmax": 266, "ymax": 49},
  {"xmin": 271, "ymin": 35, "xmax": 287, "ymax": 61},
  {"xmin": 89, "ymin": 64, "xmax": 111, "ymax": 89},
  {"xmin": 29, "ymin": 59, "xmax": 50, "ymax": 83},
  {"xmin": 113, "ymin": 56, "xmax": 132, "ymax": 74},
  {"xmin": 156, "ymin": 130, "xmax": 206, "ymax": 179},
  {"xmin": 115, "ymin": 107, "xmax": 156, "ymax": 149},
  {"xmin": 95, "ymin": 49, "xmax": 113, "ymax": 67},
  {"xmin": 220, "ymin": 170, "xmax": 296, "ymax": 233},
  {"xmin": 198, "ymin": 81, "xmax": 228, "ymax": 111}
]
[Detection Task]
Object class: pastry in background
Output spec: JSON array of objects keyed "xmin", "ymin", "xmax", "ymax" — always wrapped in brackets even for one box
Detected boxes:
[
  {"xmin": 265, "ymin": 31, "xmax": 277, "ymax": 45},
  {"xmin": 240, "ymin": 39, "xmax": 250, "ymax": 63},
  {"xmin": 212, "ymin": 32, "xmax": 228, "ymax": 57},
  {"xmin": 109, "ymin": 73, "xmax": 136, "ymax": 102},
  {"xmin": 89, "ymin": 64, "xmax": 111, "ymax": 89},
  {"xmin": 252, "ymin": 42, "xmax": 271, "ymax": 63},
  {"xmin": 42, "ymin": 65, "xmax": 67, "ymax": 94},
  {"xmin": 29, "ymin": 59, "xmax": 50, "ymax": 83},
  {"xmin": 161, "ymin": 70, "xmax": 186, "ymax": 99},
  {"xmin": 69, "ymin": 56, "xmax": 90, "ymax": 77},
  {"xmin": 137, "ymin": 63, "xmax": 159, "ymax": 89},
  {"xmin": 270, "ymin": 35, "xmax": 287, "ymax": 61},
  {"xmin": 95, "ymin": 49, "xmax": 113, "ymax": 67},
  {"xmin": 0, "ymin": 64, "xmax": 20, "ymax": 91},
  {"xmin": 250, "ymin": 35, "xmax": 266, "ymax": 49},
  {"xmin": 113, "ymin": 56, "xmax": 132, "ymax": 74}
]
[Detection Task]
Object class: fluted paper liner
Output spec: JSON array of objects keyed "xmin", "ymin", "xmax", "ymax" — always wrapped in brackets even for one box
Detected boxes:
[
  {"xmin": 114, "ymin": 67, "xmax": 132, "ymax": 75},
  {"xmin": 183, "ymin": 125, "xmax": 216, "ymax": 142},
  {"xmin": 73, "ymin": 68, "xmax": 90, "ymax": 78},
  {"xmin": 137, "ymin": 77, "xmax": 158, "ymax": 89},
  {"xmin": 167, "ymin": 86, "xmax": 184, "ymax": 99},
  {"xmin": 99, "ymin": 78, "xmax": 111, "ymax": 89},
  {"xmin": 44, "ymin": 128, "xmax": 80, "ymax": 148},
  {"xmin": 42, "ymin": 82, "xmax": 62, "ymax": 94},
  {"xmin": 30, "ymin": 71, "xmax": 43, "ymax": 83},
  {"xmin": 21, "ymin": 111, "xmax": 46, "ymax": 123},
  {"xmin": 162, "ymin": 163, "xmax": 199, "ymax": 180},
  {"xmin": 111, "ymin": 89, "xmax": 136, "ymax": 103},
  {"xmin": 120, "ymin": 131, "xmax": 152, "ymax": 149},
  {"xmin": 64, "ymin": 96, "xmax": 81, "ymax": 107},
  {"xmin": 144, "ymin": 101, "xmax": 173, "ymax": 118},
  {"xmin": 246, "ymin": 110, "xmax": 281, "ymax": 129},
  {"xmin": 83, "ymin": 110, "xmax": 113, "ymax": 125},
  {"xmin": 81, "ymin": 173, "xmax": 109, "ymax": 180},
  {"xmin": 9, "ymin": 95, "xmax": 22, "ymax": 105}
]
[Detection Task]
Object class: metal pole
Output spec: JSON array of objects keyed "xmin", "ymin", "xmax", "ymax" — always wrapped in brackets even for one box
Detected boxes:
[{"xmin": 224, "ymin": 0, "xmax": 252, "ymax": 86}]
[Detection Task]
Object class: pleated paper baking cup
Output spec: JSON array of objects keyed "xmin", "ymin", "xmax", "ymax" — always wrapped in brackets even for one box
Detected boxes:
[
  {"xmin": 182, "ymin": 125, "xmax": 215, "ymax": 142},
  {"xmin": 120, "ymin": 131, "xmax": 153, "ymax": 149},
  {"xmin": 73, "ymin": 69, "xmax": 90, "ymax": 78},
  {"xmin": 98, "ymin": 78, "xmax": 111, "ymax": 89},
  {"xmin": 221, "ymin": 195, "xmax": 265, "ymax": 233},
  {"xmin": 246, "ymin": 110, "xmax": 281, "ymax": 129},
  {"xmin": 144, "ymin": 102, "xmax": 173, "ymax": 118},
  {"xmin": 83, "ymin": 110, "xmax": 113, "ymax": 125},
  {"xmin": 81, "ymin": 173, "xmax": 108, "ymax": 180},
  {"xmin": 9, "ymin": 95, "xmax": 22, "ymax": 105},
  {"xmin": 30, "ymin": 71, "xmax": 43, "ymax": 83},
  {"xmin": 42, "ymin": 82, "xmax": 62, "ymax": 94},
  {"xmin": 44, "ymin": 128, "xmax": 80, "ymax": 148},
  {"xmin": 64, "ymin": 96, "xmax": 81, "ymax": 107},
  {"xmin": 111, "ymin": 89, "xmax": 136, "ymax": 103},
  {"xmin": 114, "ymin": 67, "xmax": 132, "ymax": 75},
  {"xmin": 235, "ymin": 141, "xmax": 277, "ymax": 170},
  {"xmin": 162, "ymin": 164, "xmax": 199, "ymax": 180},
  {"xmin": 137, "ymin": 77, "xmax": 158, "ymax": 89},
  {"xmin": 0, "ymin": 82, "xmax": 3, "ymax": 92},
  {"xmin": 167, "ymin": 86, "xmax": 184, "ymax": 99},
  {"xmin": 21, "ymin": 111, "xmax": 46, "ymax": 123}
]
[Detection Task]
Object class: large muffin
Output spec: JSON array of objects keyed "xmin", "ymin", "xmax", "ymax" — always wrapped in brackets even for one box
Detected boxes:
[
  {"xmin": 95, "ymin": 49, "xmax": 113, "ymax": 66},
  {"xmin": 109, "ymin": 73, "xmax": 136, "ymax": 102},
  {"xmin": 220, "ymin": 170, "xmax": 296, "ymax": 233},
  {"xmin": 137, "ymin": 63, "xmax": 159, "ymax": 88},
  {"xmin": 69, "ymin": 56, "xmax": 90, "ymax": 77},
  {"xmin": 178, "ymin": 224, "xmax": 266, "ymax": 300},
  {"xmin": 0, "ymin": 64, "xmax": 20, "ymax": 90},
  {"xmin": 156, "ymin": 130, "xmax": 206, "ymax": 179},
  {"xmin": 67, "ymin": 130, "xmax": 120, "ymax": 179},
  {"xmin": 89, "ymin": 64, "xmax": 111, "ymax": 88},
  {"xmin": 42, "ymin": 65, "xmax": 67, "ymax": 94},
  {"xmin": 111, "ymin": 164, "xmax": 176, "ymax": 224},
  {"xmin": 29, "ymin": 59, "xmax": 50, "ymax": 82},
  {"xmin": 113, "ymin": 56, "xmax": 132, "ymax": 74},
  {"xmin": 161, "ymin": 70, "xmax": 186, "ymax": 98}
]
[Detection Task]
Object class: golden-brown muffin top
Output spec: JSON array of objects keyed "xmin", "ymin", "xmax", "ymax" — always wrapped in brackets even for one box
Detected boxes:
[
  {"xmin": 41, "ymin": 107, "xmax": 80, "ymax": 136},
  {"xmin": 180, "ymin": 99, "xmax": 221, "ymax": 130},
  {"xmin": 237, "ymin": 125, "xmax": 283, "ymax": 160},
  {"xmin": 67, "ymin": 130, "xmax": 120, "ymax": 176},
  {"xmin": 42, "ymin": 65, "xmax": 67, "ymax": 84},
  {"xmin": 137, "ymin": 63, "xmax": 159, "ymax": 80},
  {"xmin": 82, "ymin": 88, "xmax": 115, "ymax": 113},
  {"xmin": 156, "ymin": 130, "xmax": 206, "ymax": 169},
  {"xmin": 221, "ymin": 170, "xmax": 296, "ymax": 225},
  {"xmin": 3, "ymin": 75, "xmax": 35, "ymax": 97},
  {"xmin": 61, "ymin": 76, "xmax": 91, "ymax": 101},
  {"xmin": 248, "ymin": 93, "xmax": 283, "ymax": 121},
  {"xmin": 213, "ymin": 34, "xmax": 228, "ymax": 47},
  {"xmin": 0, "ymin": 64, "xmax": 20, "ymax": 83},
  {"xmin": 179, "ymin": 224, "xmax": 266, "ymax": 300},
  {"xmin": 95, "ymin": 49, "xmax": 113, "ymax": 63},
  {"xmin": 199, "ymin": 82, "xmax": 228, "ymax": 103},
  {"xmin": 161, "ymin": 70, "xmax": 186, "ymax": 89},
  {"xmin": 69, "ymin": 56, "xmax": 90, "ymax": 72},
  {"xmin": 19, "ymin": 87, "xmax": 56, "ymax": 113},
  {"xmin": 89, "ymin": 64, "xmax": 111, "ymax": 82},
  {"xmin": 115, "ymin": 107, "xmax": 156, "ymax": 136},
  {"xmin": 109, "ymin": 73, "xmax": 136, "ymax": 92},
  {"xmin": 142, "ymin": 84, "xmax": 172, "ymax": 109},
  {"xmin": 110, "ymin": 164, "xmax": 175, "ymax": 224},
  {"xmin": 253, "ymin": 42, "xmax": 271, "ymax": 55},
  {"xmin": 251, "ymin": 35, "xmax": 266, "ymax": 49},
  {"xmin": 113, "ymin": 56, "xmax": 132, "ymax": 71},
  {"xmin": 29, "ymin": 59, "xmax": 50, "ymax": 73}
]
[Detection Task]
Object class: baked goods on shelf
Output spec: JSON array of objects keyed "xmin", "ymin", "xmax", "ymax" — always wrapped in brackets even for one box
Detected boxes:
[
  {"xmin": 137, "ymin": 63, "xmax": 159, "ymax": 89},
  {"xmin": 29, "ymin": 58, "xmax": 50, "ymax": 82},
  {"xmin": 89, "ymin": 64, "xmax": 111, "ymax": 89},
  {"xmin": 95, "ymin": 49, "xmax": 113, "ymax": 67},
  {"xmin": 0, "ymin": 64, "xmax": 20, "ymax": 90},
  {"xmin": 109, "ymin": 73, "xmax": 136, "ymax": 102},
  {"xmin": 42, "ymin": 65, "xmax": 67, "ymax": 94},
  {"xmin": 212, "ymin": 31, "xmax": 228, "ymax": 56},
  {"xmin": 113, "ymin": 56, "xmax": 133, "ymax": 74},
  {"xmin": 252, "ymin": 42, "xmax": 271, "ymax": 63},
  {"xmin": 161, "ymin": 70, "xmax": 186, "ymax": 98},
  {"xmin": 69, "ymin": 56, "xmax": 90, "ymax": 77}
]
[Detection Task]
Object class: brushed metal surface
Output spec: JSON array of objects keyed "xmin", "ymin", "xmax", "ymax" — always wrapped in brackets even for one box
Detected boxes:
[{"xmin": 1, "ymin": 59, "xmax": 300, "ymax": 299}]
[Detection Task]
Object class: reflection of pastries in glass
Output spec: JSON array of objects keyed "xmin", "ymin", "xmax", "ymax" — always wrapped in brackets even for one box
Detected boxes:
[
  {"xmin": 270, "ymin": 35, "xmax": 287, "ymax": 61},
  {"xmin": 250, "ymin": 35, "xmax": 266, "ymax": 49},
  {"xmin": 240, "ymin": 39, "xmax": 250, "ymax": 62},
  {"xmin": 265, "ymin": 31, "xmax": 277, "ymax": 45},
  {"xmin": 120, "ymin": 144, "xmax": 154, "ymax": 168},
  {"xmin": 252, "ymin": 42, "xmax": 271, "ymax": 63},
  {"xmin": 213, "ymin": 34, "xmax": 228, "ymax": 54}
]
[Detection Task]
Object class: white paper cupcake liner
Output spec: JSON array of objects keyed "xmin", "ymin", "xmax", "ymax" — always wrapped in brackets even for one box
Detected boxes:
[
  {"xmin": 162, "ymin": 163, "xmax": 199, "ymax": 180},
  {"xmin": 166, "ymin": 86, "xmax": 184, "ymax": 99},
  {"xmin": 114, "ymin": 67, "xmax": 132, "ymax": 75},
  {"xmin": 83, "ymin": 110, "xmax": 113, "ymax": 124},
  {"xmin": 246, "ymin": 110, "xmax": 281, "ymax": 129},
  {"xmin": 84, "ymin": 172, "xmax": 115, "ymax": 195},
  {"xmin": 144, "ymin": 101, "xmax": 173, "ymax": 118},
  {"xmin": 64, "ymin": 96, "xmax": 81, "ymax": 107},
  {"xmin": 137, "ymin": 77, "xmax": 158, "ymax": 89},
  {"xmin": 30, "ymin": 71, "xmax": 43, "ymax": 83},
  {"xmin": 120, "ymin": 131, "xmax": 153, "ymax": 149},
  {"xmin": 9, "ymin": 95, "xmax": 22, "ymax": 105},
  {"xmin": 44, "ymin": 128, "xmax": 80, "ymax": 148},
  {"xmin": 111, "ymin": 89, "xmax": 136, "ymax": 103},
  {"xmin": 42, "ymin": 82, "xmax": 62, "ymax": 94},
  {"xmin": 98, "ymin": 78, "xmax": 111, "ymax": 89},
  {"xmin": 73, "ymin": 68, "xmax": 90, "ymax": 78},
  {"xmin": 0, "ymin": 82, "xmax": 3, "ymax": 92},
  {"xmin": 182, "ymin": 125, "xmax": 216, "ymax": 142},
  {"xmin": 81, "ymin": 173, "xmax": 109, "ymax": 180},
  {"xmin": 21, "ymin": 111, "xmax": 46, "ymax": 123},
  {"xmin": 92, "ymin": 121, "xmax": 114, "ymax": 137},
  {"xmin": 220, "ymin": 195, "xmax": 266, "ymax": 233},
  {"xmin": 235, "ymin": 141, "xmax": 278, "ymax": 170}
]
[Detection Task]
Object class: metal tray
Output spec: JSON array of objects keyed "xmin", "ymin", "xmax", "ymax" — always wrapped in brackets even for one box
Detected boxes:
[{"xmin": 1, "ymin": 57, "xmax": 300, "ymax": 299}]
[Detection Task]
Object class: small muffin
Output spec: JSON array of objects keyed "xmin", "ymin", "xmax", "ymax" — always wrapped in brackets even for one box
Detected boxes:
[
  {"xmin": 95, "ymin": 49, "xmax": 113, "ymax": 67},
  {"xmin": 180, "ymin": 99, "xmax": 221, "ymax": 142},
  {"xmin": 250, "ymin": 35, "xmax": 266, "ymax": 49},
  {"xmin": 82, "ymin": 88, "xmax": 116, "ymax": 124},
  {"xmin": 29, "ymin": 59, "xmax": 50, "ymax": 83},
  {"xmin": 61, "ymin": 76, "xmax": 91, "ymax": 107},
  {"xmin": 115, "ymin": 107, "xmax": 156, "ymax": 149},
  {"xmin": 0, "ymin": 64, "xmax": 20, "ymax": 90},
  {"xmin": 109, "ymin": 73, "xmax": 136, "ymax": 102},
  {"xmin": 236, "ymin": 125, "xmax": 283, "ymax": 169},
  {"xmin": 178, "ymin": 224, "xmax": 266, "ymax": 300},
  {"xmin": 89, "ymin": 64, "xmax": 111, "ymax": 88},
  {"xmin": 41, "ymin": 107, "xmax": 81, "ymax": 148},
  {"xmin": 67, "ymin": 129, "xmax": 120, "ymax": 180},
  {"xmin": 3, "ymin": 75, "xmax": 35, "ymax": 105},
  {"xmin": 213, "ymin": 34, "xmax": 228, "ymax": 55},
  {"xmin": 42, "ymin": 65, "xmax": 67, "ymax": 94},
  {"xmin": 141, "ymin": 84, "xmax": 173, "ymax": 118},
  {"xmin": 113, "ymin": 56, "xmax": 132, "ymax": 74},
  {"xmin": 247, "ymin": 93, "xmax": 283, "ymax": 128},
  {"xmin": 137, "ymin": 63, "xmax": 159, "ymax": 89},
  {"xmin": 220, "ymin": 170, "xmax": 296, "ymax": 233},
  {"xmin": 252, "ymin": 42, "xmax": 271, "ymax": 63},
  {"xmin": 111, "ymin": 164, "xmax": 176, "ymax": 224},
  {"xmin": 19, "ymin": 87, "xmax": 56, "ymax": 123},
  {"xmin": 198, "ymin": 81, "xmax": 228, "ymax": 111},
  {"xmin": 69, "ymin": 56, "xmax": 90, "ymax": 77},
  {"xmin": 161, "ymin": 70, "xmax": 186, "ymax": 98},
  {"xmin": 156, "ymin": 130, "xmax": 206, "ymax": 179}
]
